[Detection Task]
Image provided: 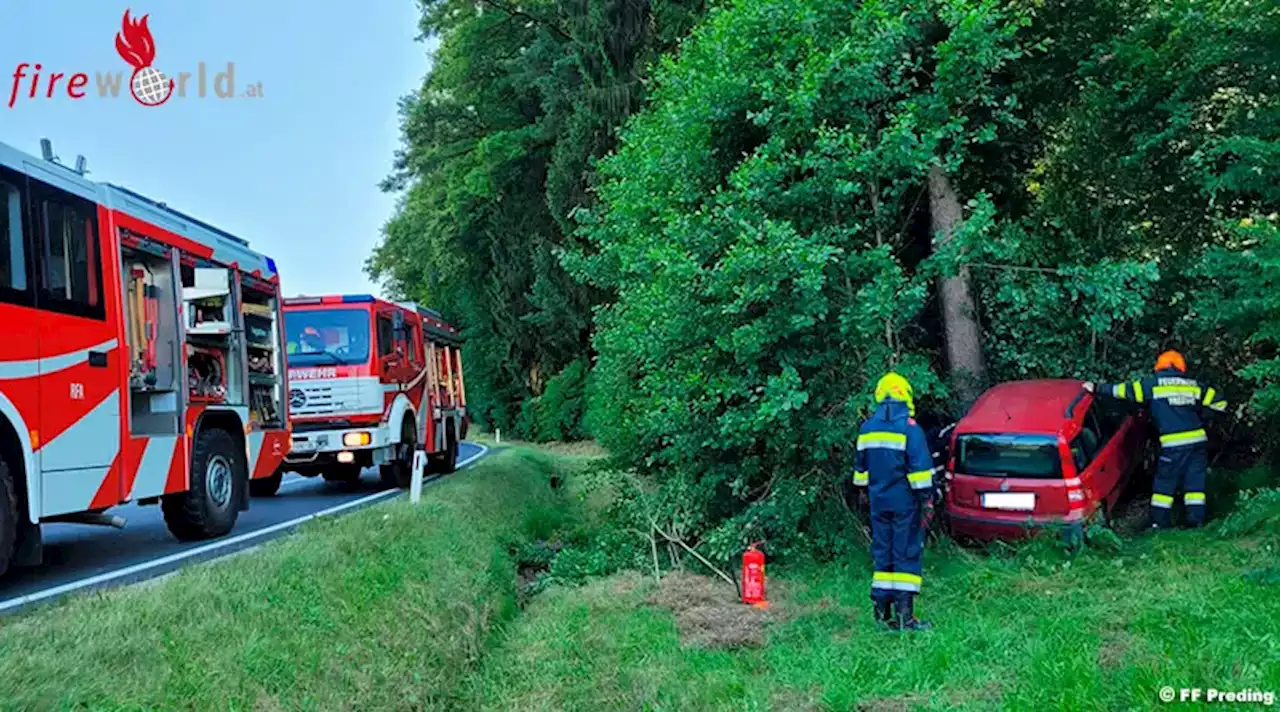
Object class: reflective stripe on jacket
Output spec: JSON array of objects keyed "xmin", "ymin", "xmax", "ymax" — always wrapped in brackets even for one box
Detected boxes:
[
  {"xmin": 1099, "ymin": 368, "xmax": 1226, "ymax": 448},
  {"xmin": 853, "ymin": 400, "xmax": 935, "ymax": 511}
]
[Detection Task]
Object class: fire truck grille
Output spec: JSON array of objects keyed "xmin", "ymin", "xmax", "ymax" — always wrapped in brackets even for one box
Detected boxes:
[{"xmin": 289, "ymin": 380, "xmax": 368, "ymax": 417}]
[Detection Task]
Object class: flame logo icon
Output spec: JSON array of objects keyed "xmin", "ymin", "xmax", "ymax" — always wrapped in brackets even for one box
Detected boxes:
[{"xmin": 115, "ymin": 9, "xmax": 175, "ymax": 107}]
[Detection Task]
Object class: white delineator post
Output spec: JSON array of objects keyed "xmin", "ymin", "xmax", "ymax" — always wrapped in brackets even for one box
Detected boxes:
[
  {"xmin": 495, "ymin": 428, "xmax": 501, "ymax": 444},
  {"xmin": 410, "ymin": 446, "xmax": 428, "ymax": 504}
]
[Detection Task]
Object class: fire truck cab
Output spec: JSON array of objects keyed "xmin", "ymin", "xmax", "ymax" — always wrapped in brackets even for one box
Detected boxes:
[
  {"xmin": 0, "ymin": 139, "xmax": 291, "ymax": 578},
  {"xmin": 273, "ymin": 295, "xmax": 466, "ymax": 492}
]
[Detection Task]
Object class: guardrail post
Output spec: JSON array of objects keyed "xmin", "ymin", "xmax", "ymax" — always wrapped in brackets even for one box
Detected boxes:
[{"xmin": 410, "ymin": 445, "xmax": 427, "ymax": 504}]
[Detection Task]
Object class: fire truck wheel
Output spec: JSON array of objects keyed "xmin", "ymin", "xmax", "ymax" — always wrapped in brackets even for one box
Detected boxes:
[
  {"xmin": 380, "ymin": 419, "xmax": 417, "ymax": 489},
  {"xmin": 434, "ymin": 424, "xmax": 459, "ymax": 475},
  {"xmin": 378, "ymin": 462, "xmax": 407, "ymax": 489},
  {"xmin": 0, "ymin": 457, "xmax": 17, "ymax": 579},
  {"xmin": 249, "ymin": 468, "xmax": 284, "ymax": 497},
  {"xmin": 163, "ymin": 428, "xmax": 246, "ymax": 542}
]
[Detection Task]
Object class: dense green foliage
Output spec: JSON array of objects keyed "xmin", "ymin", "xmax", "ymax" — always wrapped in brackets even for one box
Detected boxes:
[
  {"xmin": 575, "ymin": 0, "xmax": 1280, "ymax": 559},
  {"xmin": 379, "ymin": 0, "xmax": 1279, "ymax": 557},
  {"xmin": 370, "ymin": 0, "xmax": 706, "ymax": 436}
]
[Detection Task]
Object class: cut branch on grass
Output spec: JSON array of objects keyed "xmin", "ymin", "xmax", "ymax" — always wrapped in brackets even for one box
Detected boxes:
[{"xmin": 653, "ymin": 525, "xmax": 737, "ymax": 590}]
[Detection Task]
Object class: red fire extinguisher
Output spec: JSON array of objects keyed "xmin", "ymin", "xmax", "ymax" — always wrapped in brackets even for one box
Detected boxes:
[{"xmin": 741, "ymin": 541, "xmax": 767, "ymax": 607}]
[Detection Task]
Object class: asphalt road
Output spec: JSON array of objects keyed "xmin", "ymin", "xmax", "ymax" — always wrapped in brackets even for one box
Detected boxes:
[{"xmin": 0, "ymin": 441, "xmax": 489, "ymax": 614}]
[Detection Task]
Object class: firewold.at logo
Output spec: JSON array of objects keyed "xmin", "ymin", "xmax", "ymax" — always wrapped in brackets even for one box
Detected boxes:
[{"xmin": 7, "ymin": 9, "xmax": 264, "ymax": 109}]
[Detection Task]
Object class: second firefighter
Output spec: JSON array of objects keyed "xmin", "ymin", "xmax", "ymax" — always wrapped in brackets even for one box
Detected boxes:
[{"xmin": 854, "ymin": 373, "xmax": 935, "ymax": 631}]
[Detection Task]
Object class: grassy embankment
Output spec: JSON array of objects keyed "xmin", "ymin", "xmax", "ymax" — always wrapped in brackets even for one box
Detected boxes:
[
  {"xmin": 0, "ymin": 441, "xmax": 1276, "ymax": 711},
  {"xmin": 0, "ymin": 447, "xmax": 575, "ymax": 710}
]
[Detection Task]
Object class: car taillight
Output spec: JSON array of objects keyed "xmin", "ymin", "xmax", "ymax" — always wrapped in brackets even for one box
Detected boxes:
[{"xmin": 1064, "ymin": 477, "xmax": 1086, "ymax": 510}]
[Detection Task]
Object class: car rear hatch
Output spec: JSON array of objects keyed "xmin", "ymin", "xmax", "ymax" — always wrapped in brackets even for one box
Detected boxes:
[{"xmin": 949, "ymin": 433, "xmax": 1072, "ymax": 517}]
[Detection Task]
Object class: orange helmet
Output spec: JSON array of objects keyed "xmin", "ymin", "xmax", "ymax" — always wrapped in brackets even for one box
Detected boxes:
[{"xmin": 1154, "ymin": 350, "xmax": 1186, "ymax": 372}]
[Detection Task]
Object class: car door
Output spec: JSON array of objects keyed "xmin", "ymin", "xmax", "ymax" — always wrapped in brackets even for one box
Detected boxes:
[{"xmin": 1074, "ymin": 405, "xmax": 1123, "ymax": 510}]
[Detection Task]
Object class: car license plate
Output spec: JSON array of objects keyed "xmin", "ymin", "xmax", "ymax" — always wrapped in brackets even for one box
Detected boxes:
[
  {"xmin": 982, "ymin": 492, "xmax": 1036, "ymax": 511},
  {"xmin": 291, "ymin": 439, "xmax": 317, "ymax": 453}
]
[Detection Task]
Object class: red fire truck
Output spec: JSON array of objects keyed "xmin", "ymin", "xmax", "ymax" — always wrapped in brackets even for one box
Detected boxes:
[
  {"xmin": 266, "ymin": 295, "xmax": 466, "ymax": 493},
  {"xmin": 0, "ymin": 139, "xmax": 291, "ymax": 578}
]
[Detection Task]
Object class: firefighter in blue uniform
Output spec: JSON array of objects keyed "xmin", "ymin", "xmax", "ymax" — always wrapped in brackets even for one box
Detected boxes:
[
  {"xmin": 853, "ymin": 373, "xmax": 935, "ymax": 631},
  {"xmin": 1086, "ymin": 350, "xmax": 1227, "ymax": 529}
]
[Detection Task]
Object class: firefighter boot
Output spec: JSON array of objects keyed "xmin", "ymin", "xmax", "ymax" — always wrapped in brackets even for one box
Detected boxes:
[
  {"xmin": 896, "ymin": 594, "xmax": 932, "ymax": 632},
  {"xmin": 874, "ymin": 599, "xmax": 899, "ymax": 630}
]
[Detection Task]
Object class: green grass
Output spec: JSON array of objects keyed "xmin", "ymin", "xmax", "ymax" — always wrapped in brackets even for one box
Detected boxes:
[
  {"xmin": 2, "ymin": 444, "xmax": 1276, "ymax": 711},
  {"xmin": 466, "ymin": 513, "xmax": 1280, "ymax": 711},
  {"xmin": 0, "ymin": 447, "xmax": 570, "ymax": 711}
]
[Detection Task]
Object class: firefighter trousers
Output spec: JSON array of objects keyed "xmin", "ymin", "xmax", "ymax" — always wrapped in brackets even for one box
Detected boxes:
[
  {"xmin": 1151, "ymin": 444, "xmax": 1208, "ymax": 528},
  {"xmin": 869, "ymin": 505, "xmax": 923, "ymax": 604}
]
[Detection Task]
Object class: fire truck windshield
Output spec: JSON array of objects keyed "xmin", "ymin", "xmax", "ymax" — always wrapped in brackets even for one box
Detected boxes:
[{"xmin": 284, "ymin": 308, "xmax": 371, "ymax": 366}]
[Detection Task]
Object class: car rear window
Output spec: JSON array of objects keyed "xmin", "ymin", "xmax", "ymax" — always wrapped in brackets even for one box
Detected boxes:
[{"xmin": 955, "ymin": 434, "xmax": 1062, "ymax": 479}]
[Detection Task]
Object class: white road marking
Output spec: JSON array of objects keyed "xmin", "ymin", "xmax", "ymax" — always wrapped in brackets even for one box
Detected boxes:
[{"xmin": 0, "ymin": 443, "xmax": 489, "ymax": 613}]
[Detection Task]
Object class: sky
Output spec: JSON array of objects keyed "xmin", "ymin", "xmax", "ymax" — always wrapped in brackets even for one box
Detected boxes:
[{"xmin": 0, "ymin": 0, "xmax": 434, "ymax": 298}]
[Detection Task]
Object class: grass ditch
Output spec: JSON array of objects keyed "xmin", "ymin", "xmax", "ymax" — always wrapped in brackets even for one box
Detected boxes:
[
  {"xmin": 467, "ymin": 527, "xmax": 1280, "ymax": 711},
  {"xmin": 0, "ymin": 447, "xmax": 573, "ymax": 711},
  {"xmin": 462, "ymin": 460, "xmax": 1280, "ymax": 711}
]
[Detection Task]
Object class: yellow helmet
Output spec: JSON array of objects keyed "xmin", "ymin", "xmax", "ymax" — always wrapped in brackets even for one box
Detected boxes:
[{"xmin": 875, "ymin": 372, "xmax": 915, "ymax": 415}]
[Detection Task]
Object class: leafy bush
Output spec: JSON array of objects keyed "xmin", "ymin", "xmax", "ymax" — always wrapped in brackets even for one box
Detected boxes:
[
  {"xmin": 566, "ymin": 0, "xmax": 1280, "ymax": 560},
  {"xmin": 511, "ymin": 359, "xmax": 591, "ymax": 442},
  {"xmin": 1197, "ymin": 220, "xmax": 1280, "ymax": 451}
]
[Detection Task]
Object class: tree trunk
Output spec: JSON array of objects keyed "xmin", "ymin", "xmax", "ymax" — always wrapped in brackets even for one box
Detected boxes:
[{"xmin": 928, "ymin": 165, "xmax": 986, "ymax": 403}]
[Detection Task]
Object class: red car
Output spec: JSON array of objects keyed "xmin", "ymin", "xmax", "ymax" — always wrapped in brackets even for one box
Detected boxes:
[{"xmin": 944, "ymin": 379, "xmax": 1153, "ymax": 541}]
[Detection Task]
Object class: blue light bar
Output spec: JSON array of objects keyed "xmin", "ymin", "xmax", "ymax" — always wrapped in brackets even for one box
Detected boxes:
[
  {"xmin": 266, "ymin": 257, "xmax": 277, "ymax": 275},
  {"xmin": 342, "ymin": 294, "xmax": 375, "ymax": 303}
]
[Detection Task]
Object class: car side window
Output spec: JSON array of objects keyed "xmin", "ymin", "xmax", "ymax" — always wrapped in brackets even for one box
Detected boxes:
[
  {"xmin": 1070, "ymin": 414, "xmax": 1102, "ymax": 472},
  {"xmin": 1091, "ymin": 400, "xmax": 1125, "ymax": 444}
]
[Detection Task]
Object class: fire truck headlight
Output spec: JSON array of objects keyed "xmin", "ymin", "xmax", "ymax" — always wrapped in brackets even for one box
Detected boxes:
[
  {"xmin": 336, "ymin": 451, "xmax": 355, "ymax": 464},
  {"xmin": 343, "ymin": 432, "xmax": 372, "ymax": 447}
]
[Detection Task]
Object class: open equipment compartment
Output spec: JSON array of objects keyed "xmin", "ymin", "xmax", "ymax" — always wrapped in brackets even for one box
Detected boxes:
[
  {"xmin": 122, "ymin": 233, "xmax": 184, "ymax": 438},
  {"xmin": 182, "ymin": 265, "xmax": 235, "ymax": 405},
  {"xmin": 242, "ymin": 279, "xmax": 284, "ymax": 429}
]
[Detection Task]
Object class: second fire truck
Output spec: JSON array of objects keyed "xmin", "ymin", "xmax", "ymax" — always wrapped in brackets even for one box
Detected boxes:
[{"xmin": 260, "ymin": 295, "xmax": 467, "ymax": 494}]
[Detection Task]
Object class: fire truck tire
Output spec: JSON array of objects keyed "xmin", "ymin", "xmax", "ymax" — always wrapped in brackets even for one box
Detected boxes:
[
  {"xmin": 380, "ymin": 418, "xmax": 417, "ymax": 489},
  {"xmin": 434, "ymin": 423, "xmax": 459, "ymax": 475},
  {"xmin": 378, "ymin": 463, "xmax": 408, "ymax": 490},
  {"xmin": 162, "ymin": 428, "xmax": 246, "ymax": 542},
  {"xmin": 0, "ymin": 458, "xmax": 17, "ymax": 579},
  {"xmin": 249, "ymin": 468, "xmax": 284, "ymax": 497}
]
